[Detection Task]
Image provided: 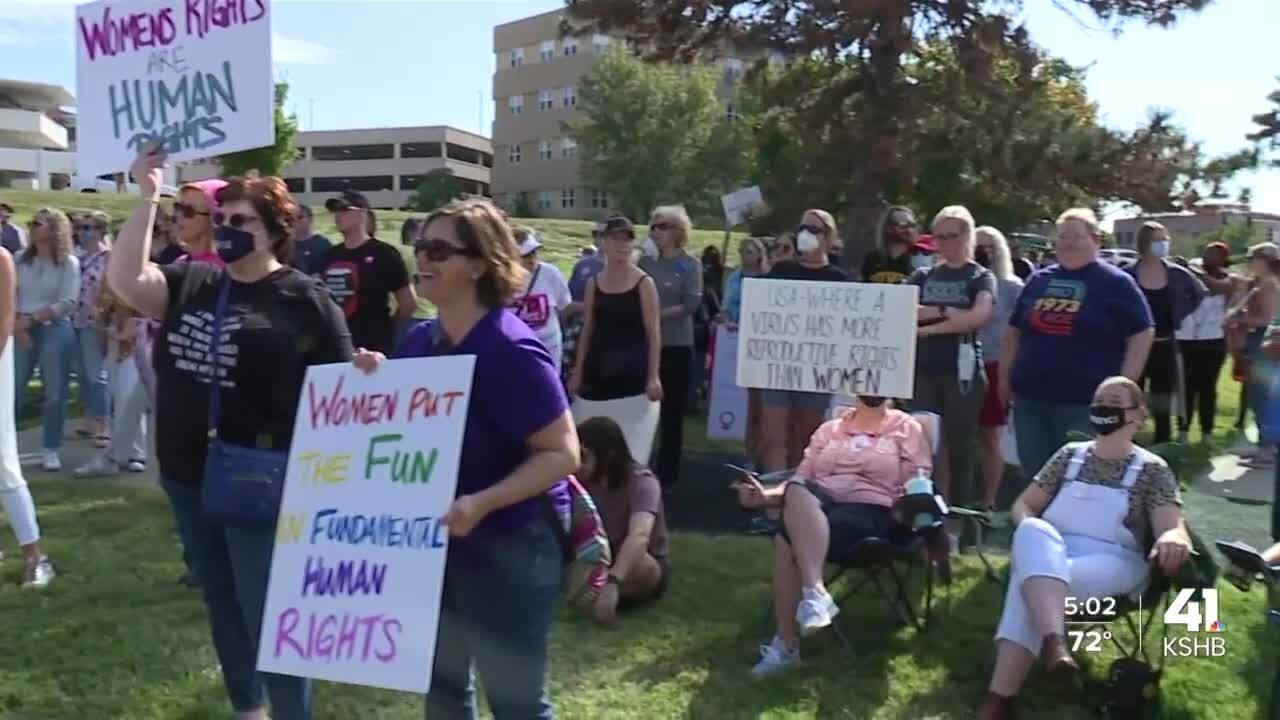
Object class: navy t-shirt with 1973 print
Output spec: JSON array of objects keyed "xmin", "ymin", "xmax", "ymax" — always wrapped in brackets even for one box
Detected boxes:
[{"xmin": 1009, "ymin": 261, "xmax": 1152, "ymax": 405}]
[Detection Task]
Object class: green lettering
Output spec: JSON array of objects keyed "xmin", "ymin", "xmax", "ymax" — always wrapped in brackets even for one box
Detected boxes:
[{"xmin": 365, "ymin": 433, "xmax": 403, "ymax": 480}]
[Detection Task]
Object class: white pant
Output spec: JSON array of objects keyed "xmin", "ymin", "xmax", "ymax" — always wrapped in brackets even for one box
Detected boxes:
[
  {"xmin": 108, "ymin": 355, "xmax": 149, "ymax": 464},
  {"xmin": 0, "ymin": 343, "xmax": 39, "ymax": 545},
  {"xmin": 995, "ymin": 518, "xmax": 1148, "ymax": 655}
]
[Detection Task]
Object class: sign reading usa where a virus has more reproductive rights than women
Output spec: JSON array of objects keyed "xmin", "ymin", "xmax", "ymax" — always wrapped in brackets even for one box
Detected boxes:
[
  {"xmin": 257, "ymin": 357, "xmax": 475, "ymax": 694},
  {"xmin": 74, "ymin": 0, "xmax": 275, "ymax": 178}
]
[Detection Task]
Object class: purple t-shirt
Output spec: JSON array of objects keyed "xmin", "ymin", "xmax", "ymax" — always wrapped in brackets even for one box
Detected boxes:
[{"xmin": 395, "ymin": 309, "xmax": 571, "ymax": 565}]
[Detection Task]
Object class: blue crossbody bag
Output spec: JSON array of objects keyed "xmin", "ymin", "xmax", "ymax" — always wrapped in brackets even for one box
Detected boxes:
[{"xmin": 200, "ymin": 279, "xmax": 288, "ymax": 527}]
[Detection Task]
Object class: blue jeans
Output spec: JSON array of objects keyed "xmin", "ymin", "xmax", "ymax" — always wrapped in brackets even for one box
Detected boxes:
[
  {"xmin": 1012, "ymin": 394, "xmax": 1093, "ymax": 478},
  {"xmin": 14, "ymin": 319, "xmax": 74, "ymax": 450},
  {"xmin": 426, "ymin": 519, "xmax": 563, "ymax": 720},
  {"xmin": 74, "ymin": 326, "xmax": 110, "ymax": 420},
  {"xmin": 161, "ymin": 479, "xmax": 312, "ymax": 719}
]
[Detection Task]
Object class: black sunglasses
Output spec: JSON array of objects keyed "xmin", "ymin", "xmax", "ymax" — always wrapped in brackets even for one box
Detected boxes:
[
  {"xmin": 415, "ymin": 238, "xmax": 479, "ymax": 262},
  {"xmin": 213, "ymin": 212, "xmax": 260, "ymax": 229},
  {"xmin": 650, "ymin": 222, "xmax": 673, "ymax": 231},
  {"xmin": 174, "ymin": 202, "xmax": 209, "ymax": 219},
  {"xmin": 28, "ymin": 219, "xmax": 44, "ymax": 229},
  {"xmin": 888, "ymin": 220, "xmax": 917, "ymax": 230}
]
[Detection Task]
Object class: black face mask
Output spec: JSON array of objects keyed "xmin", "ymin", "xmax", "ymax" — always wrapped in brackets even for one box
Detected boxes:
[
  {"xmin": 975, "ymin": 247, "xmax": 991, "ymax": 268},
  {"xmin": 860, "ymin": 396, "xmax": 887, "ymax": 408},
  {"xmin": 1089, "ymin": 405, "xmax": 1133, "ymax": 436}
]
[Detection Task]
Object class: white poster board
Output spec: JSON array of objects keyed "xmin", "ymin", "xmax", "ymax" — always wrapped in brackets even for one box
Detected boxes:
[
  {"xmin": 572, "ymin": 395, "xmax": 660, "ymax": 463},
  {"xmin": 707, "ymin": 325, "xmax": 748, "ymax": 440},
  {"xmin": 737, "ymin": 279, "xmax": 919, "ymax": 399},
  {"xmin": 75, "ymin": 0, "xmax": 275, "ymax": 178},
  {"xmin": 720, "ymin": 186, "xmax": 763, "ymax": 226},
  {"xmin": 257, "ymin": 356, "xmax": 474, "ymax": 693}
]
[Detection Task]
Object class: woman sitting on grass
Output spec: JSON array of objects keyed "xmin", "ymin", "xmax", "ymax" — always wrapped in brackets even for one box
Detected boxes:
[
  {"xmin": 577, "ymin": 416, "xmax": 671, "ymax": 626},
  {"xmin": 979, "ymin": 376, "xmax": 1192, "ymax": 720},
  {"xmin": 733, "ymin": 394, "xmax": 931, "ymax": 677}
]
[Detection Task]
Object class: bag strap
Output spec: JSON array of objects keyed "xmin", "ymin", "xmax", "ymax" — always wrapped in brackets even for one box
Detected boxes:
[
  {"xmin": 1063, "ymin": 442, "xmax": 1090, "ymax": 482},
  {"xmin": 1121, "ymin": 449, "xmax": 1150, "ymax": 489},
  {"xmin": 205, "ymin": 279, "xmax": 232, "ymax": 441},
  {"xmin": 525, "ymin": 263, "xmax": 542, "ymax": 297}
]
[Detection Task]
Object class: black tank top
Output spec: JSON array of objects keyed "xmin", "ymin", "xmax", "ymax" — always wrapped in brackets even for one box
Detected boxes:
[
  {"xmin": 581, "ymin": 277, "xmax": 650, "ymax": 401},
  {"xmin": 1143, "ymin": 285, "xmax": 1174, "ymax": 338}
]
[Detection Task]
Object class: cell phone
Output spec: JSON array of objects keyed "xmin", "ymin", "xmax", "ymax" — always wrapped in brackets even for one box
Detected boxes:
[{"xmin": 724, "ymin": 463, "xmax": 756, "ymax": 479}]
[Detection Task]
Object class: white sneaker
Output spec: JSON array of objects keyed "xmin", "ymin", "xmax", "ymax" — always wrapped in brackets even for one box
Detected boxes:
[
  {"xmin": 74, "ymin": 455, "xmax": 120, "ymax": 478},
  {"xmin": 750, "ymin": 636, "xmax": 800, "ymax": 678},
  {"xmin": 795, "ymin": 587, "xmax": 839, "ymax": 637},
  {"xmin": 41, "ymin": 450, "xmax": 61, "ymax": 472},
  {"xmin": 22, "ymin": 557, "xmax": 54, "ymax": 588},
  {"xmin": 126, "ymin": 459, "xmax": 147, "ymax": 473}
]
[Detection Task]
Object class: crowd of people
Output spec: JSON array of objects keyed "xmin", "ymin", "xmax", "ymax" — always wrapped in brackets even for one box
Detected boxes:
[{"xmin": 0, "ymin": 140, "xmax": 1271, "ymax": 719}]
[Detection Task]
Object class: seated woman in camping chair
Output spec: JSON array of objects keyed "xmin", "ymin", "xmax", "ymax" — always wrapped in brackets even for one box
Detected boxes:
[
  {"xmin": 979, "ymin": 376, "xmax": 1192, "ymax": 720},
  {"xmin": 733, "ymin": 394, "xmax": 932, "ymax": 678}
]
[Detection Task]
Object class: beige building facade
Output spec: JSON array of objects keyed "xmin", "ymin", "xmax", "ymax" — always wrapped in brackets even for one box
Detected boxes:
[
  {"xmin": 491, "ymin": 9, "xmax": 755, "ymax": 219},
  {"xmin": 1112, "ymin": 201, "xmax": 1280, "ymax": 248},
  {"xmin": 178, "ymin": 125, "xmax": 492, "ymax": 210}
]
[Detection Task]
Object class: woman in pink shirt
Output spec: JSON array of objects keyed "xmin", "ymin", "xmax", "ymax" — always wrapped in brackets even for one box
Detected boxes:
[{"xmin": 735, "ymin": 394, "xmax": 932, "ymax": 677}]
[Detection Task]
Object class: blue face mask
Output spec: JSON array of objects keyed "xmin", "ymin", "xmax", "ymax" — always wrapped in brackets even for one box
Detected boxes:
[
  {"xmin": 79, "ymin": 229, "xmax": 97, "ymax": 248},
  {"xmin": 214, "ymin": 225, "xmax": 257, "ymax": 264}
]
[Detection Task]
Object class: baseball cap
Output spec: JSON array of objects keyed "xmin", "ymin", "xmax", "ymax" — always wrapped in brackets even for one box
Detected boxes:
[
  {"xmin": 913, "ymin": 234, "xmax": 937, "ymax": 253},
  {"xmin": 518, "ymin": 234, "xmax": 542, "ymax": 256},
  {"xmin": 325, "ymin": 189, "xmax": 371, "ymax": 212},
  {"xmin": 601, "ymin": 213, "xmax": 635, "ymax": 238},
  {"xmin": 1248, "ymin": 242, "xmax": 1279, "ymax": 261}
]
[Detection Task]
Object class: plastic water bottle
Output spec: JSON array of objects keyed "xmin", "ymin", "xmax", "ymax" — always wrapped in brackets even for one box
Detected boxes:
[
  {"xmin": 957, "ymin": 339, "xmax": 976, "ymax": 393},
  {"xmin": 904, "ymin": 468, "xmax": 936, "ymax": 530}
]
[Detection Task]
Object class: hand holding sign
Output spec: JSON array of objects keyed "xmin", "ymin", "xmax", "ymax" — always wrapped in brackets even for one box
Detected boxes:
[
  {"xmin": 130, "ymin": 143, "xmax": 167, "ymax": 200},
  {"xmin": 442, "ymin": 494, "xmax": 488, "ymax": 538}
]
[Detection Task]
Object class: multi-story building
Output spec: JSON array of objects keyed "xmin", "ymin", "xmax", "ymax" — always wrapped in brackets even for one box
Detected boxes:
[
  {"xmin": 491, "ymin": 8, "xmax": 756, "ymax": 219},
  {"xmin": 1112, "ymin": 201, "xmax": 1280, "ymax": 248},
  {"xmin": 178, "ymin": 125, "xmax": 492, "ymax": 210},
  {"xmin": 0, "ymin": 78, "xmax": 77, "ymax": 190}
]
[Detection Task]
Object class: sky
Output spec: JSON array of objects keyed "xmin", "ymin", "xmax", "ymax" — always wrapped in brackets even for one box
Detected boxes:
[{"xmin": 1, "ymin": 0, "xmax": 1276, "ymax": 224}]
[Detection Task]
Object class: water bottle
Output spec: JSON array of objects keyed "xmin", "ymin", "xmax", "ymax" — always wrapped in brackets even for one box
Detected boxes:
[
  {"xmin": 957, "ymin": 338, "xmax": 976, "ymax": 393},
  {"xmin": 904, "ymin": 468, "xmax": 936, "ymax": 530}
]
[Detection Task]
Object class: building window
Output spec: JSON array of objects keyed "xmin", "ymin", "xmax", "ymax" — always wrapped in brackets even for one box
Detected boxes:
[
  {"xmin": 563, "ymin": 38, "xmax": 578, "ymax": 56},
  {"xmin": 592, "ymin": 34, "xmax": 610, "ymax": 54},
  {"xmin": 538, "ymin": 140, "xmax": 552, "ymax": 160},
  {"xmin": 539, "ymin": 90, "xmax": 553, "ymax": 110},
  {"xmin": 285, "ymin": 177, "xmax": 306, "ymax": 193},
  {"xmin": 561, "ymin": 137, "xmax": 577, "ymax": 159},
  {"xmin": 508, "ymin": 144, "xmax": 521, "ymax": 164},
  {"xmin": 311, "ymin": 144, "xmax": 395, "ymax": 161},
  {"xmin": 311, "ymin": 175, "xmax": 394, "ymax": 193},
  {"xmin": 561, "ymin": 188, "xmax": 576, "ymax": 209},
  {"xmin": 563, "ymin": 86, "xmax": 576, "ymax": 108},
  {"xmin": 509, "ymin": 48, "xmax": 524, "ymax": 67},
  {"xmin": 591, "ymin": 187, "xmax": 608, "ymax": 208},
  {"xmin": 540, "ymin": 40, "xmax": 555, "ymax": 61},
  {"xmin": 508, "ymin": 95, "xmax": 524, "ymax": 116},
  {"xmin": 295, "ymin": 147, "xmax": 307, "ymax": 159},
  {"xmin": 446, "ymin": 143, "xmax": 482, "ymax": 164},
  {"xmin": 724, "ymin": 58, "xmax": 745, "ymax": 81},
  {"xmin": 400, "ymin": 142, "xmax": 443, "ymax": 159},
  {"xmin": 537, "ymin": 191, "xmax": 554, "ymax": 210}
]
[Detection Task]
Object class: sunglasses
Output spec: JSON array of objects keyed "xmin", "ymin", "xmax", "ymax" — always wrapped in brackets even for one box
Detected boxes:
[
  {"xmin": 29, "ymin": 219, "xmax": 44, "ymax": 229},
  {"xmin": 650, "ymin": 222, "xmax": 673, "ymax": 231},
  {"xmin": 414, "ymin": 238, "xmax": 479, "ymax": 262},
  {"xmin": 889, "ymin": 220, "xmax": 917, "ymax": 230},
  {"xmin": 796, "ymin": 223, "xmax": 824, "ymax": 235},
  {"xmin": 174, "ymin": 202, "xmax": 209, "ymax": 219},
  {"xmin": 212, "ymin": 212, "xmax": 260, "ymax": 229}
]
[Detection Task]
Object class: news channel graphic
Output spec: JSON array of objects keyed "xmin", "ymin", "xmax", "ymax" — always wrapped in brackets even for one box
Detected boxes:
[{"xmin": 1062, "ymin": 591, "xmax": 1226, "ymax": 659}]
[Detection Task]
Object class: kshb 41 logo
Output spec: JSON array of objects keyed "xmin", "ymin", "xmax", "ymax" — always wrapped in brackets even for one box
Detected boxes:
[{"xmin": 1162, "ymin": 588, "xmax": 1227, "ymax": 657}]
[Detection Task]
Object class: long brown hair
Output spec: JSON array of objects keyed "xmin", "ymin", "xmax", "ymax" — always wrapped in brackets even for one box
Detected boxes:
[{"xmin": 21, "ymin": 207, "xmax": 73, "ymax": 265}]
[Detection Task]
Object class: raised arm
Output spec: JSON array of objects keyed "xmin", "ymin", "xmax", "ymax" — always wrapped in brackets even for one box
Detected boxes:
[{"xmin": 105, "ymin": 148, "xmax": 170, "ymax": 319}]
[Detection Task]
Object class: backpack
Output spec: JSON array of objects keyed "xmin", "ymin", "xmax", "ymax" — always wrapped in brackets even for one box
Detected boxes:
[{"xmin": 544, "ymin": 476, "xmax": 613, "ymax": 608}]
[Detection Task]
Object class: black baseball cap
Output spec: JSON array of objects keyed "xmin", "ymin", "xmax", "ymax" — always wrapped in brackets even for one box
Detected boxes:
[
  {"xmin": 601, "ymin": 213, "xmax": 635, "ymax": 238},
  {"xmin": 325, "ymin": 190, "xmax": 370, "ymax": 212}
]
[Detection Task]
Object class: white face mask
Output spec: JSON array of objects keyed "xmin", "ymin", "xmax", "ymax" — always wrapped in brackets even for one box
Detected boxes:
[
  {"xmin": 911, "ymin": 253, "xmax": 934, "ymax": 270},
  {"xmin": 796, "ymin": 230, "xmax": 820, "ymax": 254},
  {"xmin": 1150, "ymin": 241, "xmax": 1170, "ymax": 258}
]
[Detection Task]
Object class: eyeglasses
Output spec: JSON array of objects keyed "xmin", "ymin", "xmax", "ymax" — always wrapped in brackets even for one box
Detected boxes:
[
  {"xmin": 212, "ymin": 212, "xmax": 261, "ymax": 229},
  {"xmin": 174, "ymin": 202, "xmax": 209, "ymax": 219},
  {"xmin": 414, "ymin": 238, "xmax": 480, "ymax": 262},
  {"xmin": 650, "ymin": 222, "xmax": 673, "ymax": 232},
  {"xmin": 796, "ymin": 224, "xmax": 824, "ymax": 235}
]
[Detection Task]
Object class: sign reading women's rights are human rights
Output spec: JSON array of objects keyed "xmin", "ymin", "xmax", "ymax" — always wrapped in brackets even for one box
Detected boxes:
[
  {"xmin": 257, "ymin": 357, "xmax": 474, "ymax": 693},
  {"xmin": 74, "ymin": 0, "xmax": 274, "ymax": 178}
]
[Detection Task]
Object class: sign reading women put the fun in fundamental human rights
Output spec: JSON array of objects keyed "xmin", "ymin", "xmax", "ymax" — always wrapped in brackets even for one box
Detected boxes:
[
  {"xmin": 257, "ymin": 357, "xmax": 474, "ymax": 693},
  {"xmin": 74, "ymin": 0, "xmax": 275, "ymax": 178},
  {"xmin": 737, "ymin": 279, "xmax": 919, "ymax": 399}
]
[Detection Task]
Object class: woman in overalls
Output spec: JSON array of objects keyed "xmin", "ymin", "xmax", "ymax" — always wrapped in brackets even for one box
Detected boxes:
[{"xmin": 978, "ymin": 376, "xmax": 1193, "ymax": 720}]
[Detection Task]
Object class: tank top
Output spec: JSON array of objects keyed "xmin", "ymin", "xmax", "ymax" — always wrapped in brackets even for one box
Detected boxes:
[
  {"xmin": 1143, "ymin": 285, "xmax": 1174, "ymax": 338},
  {"xmin": 581, "ymin": 276, "xmax": 649, "ymax": 401}
]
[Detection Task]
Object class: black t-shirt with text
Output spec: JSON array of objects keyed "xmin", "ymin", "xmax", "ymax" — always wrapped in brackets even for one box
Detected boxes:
[
  {"xmin": 765, "ymin": 260, "xmax": 849, "ymax": 282},
  {"xmin": 322, "ymin": 238, "xmax": 410, "ymax": 353},
  {"xmin": 909, "ymin": 261, "xmax": 996, "ymax": 376},
  {"xmin": 861, "ymin": 249, "xmax": 914, "ymax": 284},
  {"xmin": 153, "ymin": 263, "xmax": 354, "ymax": 485}
]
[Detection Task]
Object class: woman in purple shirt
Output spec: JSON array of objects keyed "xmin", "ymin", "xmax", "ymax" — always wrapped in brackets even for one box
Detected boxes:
[{"xmin": 353, "ymin": 198, "xmax": 579, "ymax": 720}]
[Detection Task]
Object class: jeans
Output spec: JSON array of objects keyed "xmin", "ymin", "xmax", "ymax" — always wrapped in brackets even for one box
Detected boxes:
[
  {"xmin": 14, "ymin": 320, "xmax": 75, "ymax": 451},
  {"xmin": 161, "ymin": 479, "xmax": 312, "ymax": 719},
  {"xmin": 1012, "ymin": 394, "xmax": 1093, "ymax": 478},
  {"xmin": 1180, "ymin": 339, "xmax": 1226, "ymax": 437},
  {"xmin": 74, "ymin": 326, "xmax": 110, "ymax": 420},
  {"xmin": 656, "ymin": 346, "xmax": 692, "ymax": 486},
  {"xmin": 426, "ymin": 519, "xmax": 563, "ymax": 720}
]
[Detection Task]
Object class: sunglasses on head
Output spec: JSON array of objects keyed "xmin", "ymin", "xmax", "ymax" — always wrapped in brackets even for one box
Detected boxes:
[
  {"xmin": 213, "ymin": 212, "xmax": 260, "ymax": 229},
  {"xmin": 174, "ymin": 202, "xmax": 209, "ymax": 219},
  {"xmin": 796, "ymin": 223, "xmax": 824, "ymax": 235},
  {"xmin": 414, "ymin": 238, "xmax": 479, "ymax": 262}
]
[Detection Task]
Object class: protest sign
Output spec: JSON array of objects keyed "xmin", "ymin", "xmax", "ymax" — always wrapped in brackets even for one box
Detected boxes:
[
  {"xmin": 257, "ymin": 356, "xmax": 474, "ymax": 693},
  {"xmin": 572, "ymin": 395, "xmax": 660, "ymax": 462},
  {"xmin": 720, "ymin": 186, "xmax": 763, "ymax": 226},
  {"xmin": 707, "ymin": 325, "xmax": 747, "ymax": 440},
  {"xmin": 74, "ymin": 0, "xmax": 275, "ymax": 178},
  {"xmin": 737, "ymin": 279, "xmax": 919, "ymax": 399}
]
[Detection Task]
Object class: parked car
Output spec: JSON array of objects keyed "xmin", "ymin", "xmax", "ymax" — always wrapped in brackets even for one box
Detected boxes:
[{"xmin": 1100, "ymin": 248, "xmax": 1139, "ymax": 269}]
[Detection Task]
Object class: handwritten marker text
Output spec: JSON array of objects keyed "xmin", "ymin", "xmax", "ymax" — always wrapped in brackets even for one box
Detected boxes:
[
  {"xmin": 365, "ymin": 434, "xmax": 438, "ymax": 484},
  {"xmin": 273, "ymin": 608, "xmax": 400, "ymax": 663},
  {"xmin": 310, "ymin": 508, "xmax": 448, "ymax": 550}
]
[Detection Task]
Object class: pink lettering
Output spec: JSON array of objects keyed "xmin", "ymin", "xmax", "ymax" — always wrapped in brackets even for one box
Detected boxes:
[
  {"xmin": 307, "ymin": 375, "xmax": 400, "ymax": 429},
  {"xmin": 79, "ymin": 6, "xmax": 177, "ymax": 61},
  {"xmin": 272, "ymin": 608, "xmax": 401, "ymax": 663},
  {"xmin": 273, "ymin": 608, "xmax": 306, "ymax": 659}
]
